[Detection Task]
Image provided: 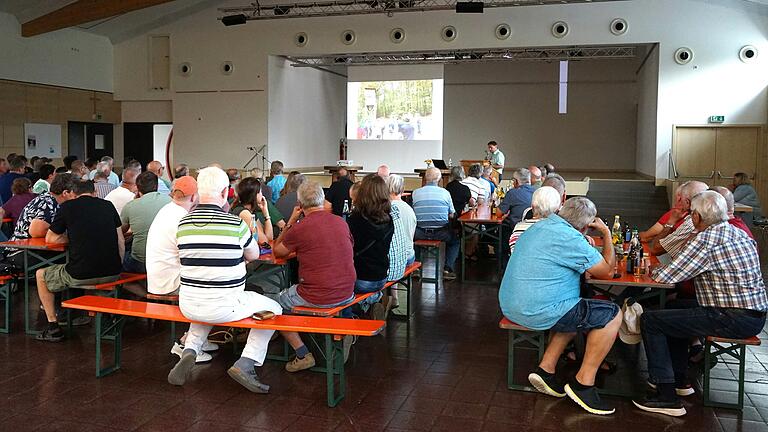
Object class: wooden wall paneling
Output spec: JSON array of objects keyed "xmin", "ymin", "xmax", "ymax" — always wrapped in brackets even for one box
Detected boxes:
[
  {"xmin": 673, "ymin": 127, "xmax": 717, "ymax": 180},
  {"xmin": 0, "ymin": 82, "xmax": 26, "ymax": 124},
  {"xmin": 714, "ymin": 127, "xmax": 759, "ymax": 187},
  {"xmin": 3, "ymin": 123, "xmax": 24, "ymax": 154},
  {"xmin": 756, "ymin": 128, "xmax": 768, "ymax": 206},
  {"xmin": 25, "ymin": 86, "xmax": 60, "ymax": 123},
  {"xmin": 94, "ymin": 92, "xmax": 121, "ymax": 124},
  {"xmin": 59, "ymin": 88, "xmax": 94, "ymax": 123}
]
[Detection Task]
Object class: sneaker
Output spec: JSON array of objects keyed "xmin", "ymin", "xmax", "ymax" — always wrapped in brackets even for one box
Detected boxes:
[
  {"xmin": 202, "ymin": 340, "xmax": 219, "ymax": 352},
  {"xmin": 688, "ymin": 344, "xmax": 704, "ymax": 364},
  {"xmin": 57, "ymin": 315, "xmax": 92, "ymax": 326},
  {"xmin": 632, "ymin": 395, "xmax": 687, "ymax": 417},
  {"xmin": 528, "ymin": 369, "xmax": 566, "ymax": 398},
  {"xmin": 35, "ymin": 326, "xmax": 64, "ymax": 342},
  {"xmin": 443, "ymin": 270, "xmax": 457, "ymax": 281},
  {"xmin": 371, "ymin": 303, "xmax": 386, "ymax": 321},
  {"xmin": 170, "ymin": 341, "xmax": 213, "ymax": 363},
  {"xmin": 564, "ymin": 383, "xmax": 615, "ymax": 415},
  {"xmin": 227, "ymin": 364, "xmax": 270, "ymax": 394},
  {"xmin": 167, "ymin": 349, "xmax": 197, "ymax": 386},
  {"xmin": 647, "ymin": 380, "xmax": 695, "ymax": 397},
  {"xmin": 285, "ymin": 352, "xmax": 316, "ymax": 372}
]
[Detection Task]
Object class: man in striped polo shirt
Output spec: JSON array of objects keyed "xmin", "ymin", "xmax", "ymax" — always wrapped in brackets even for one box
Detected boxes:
[
  {"xmin": 167, "ymin": 167, "xmax": 282, "ymax": 394},
  {"xmin": 412, "ymin": 167, "xmax": 459, "ymax": 280}
]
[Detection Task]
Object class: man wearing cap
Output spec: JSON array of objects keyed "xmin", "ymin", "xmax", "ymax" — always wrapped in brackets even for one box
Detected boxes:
[{"xmin": 145, "ymin": 176, "xmax": 219, "ymax": 363}]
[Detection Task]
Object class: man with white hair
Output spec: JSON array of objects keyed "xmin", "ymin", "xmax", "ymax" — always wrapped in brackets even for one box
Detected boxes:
[
  {"xmin": 500, "ymin": 196, "xmax": 621, "ymax": 415},
  {"xmin": 167, "ymin": 167, "xmax": 282, "ymax": 393},
  {"xmin": 643, "ymin": 181, "xmax": 708, "ymax": 248},
  {"xmin": 529, "ymin": 165, "xmax": 543, "ymax": 188},
  {"xmin": 543, "ymin": 173, "xmax": 567, "ymax": 205},
  {"xmin": 272, "ymin": 181, "xmax": 356, "ymax": 372},
  {"xmin": 412, "ymin": 167, "xmax": 459, "ymax": 280},
  {"xmin": 88, "ymin": 156, "xmax": 120, "ymax": 186},
  {"xmin": 461, "ymin": 163, "xmax": 490, "ymax": 202},
  {"xmin": 710, "ymin": 186, "xmax": 754, "ymax": 238},
  {"xmin": 500, "ymin": 168, "xmax": 535, "ymax": 227},
  {"xmin": 377, "ymin": 164, "xmax": 391, "ymax": 178},
  {"xmin": 635, "ymin": 191, "xmax": 767, "ymax": 417},
  {"xmin": 508, "ymin": 186, "xmax": 561, "ymax": 254}
]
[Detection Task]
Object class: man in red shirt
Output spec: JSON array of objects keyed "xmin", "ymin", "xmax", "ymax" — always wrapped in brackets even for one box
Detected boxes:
[
  {"xmin": 711, "ymin": 186, "xmax": 753, "ymax": 238},
  {"xmin": 272, "ymin": 181, "xmax": 356, "ymax": 373},
  {"xmin": 639, "ymin": 186, "xmax": 694, "ymax": 243}
]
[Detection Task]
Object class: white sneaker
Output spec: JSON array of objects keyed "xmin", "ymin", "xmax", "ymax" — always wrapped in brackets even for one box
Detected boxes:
[
  {"xmin": 171, "ymin": 341, "xmax": 213, "ymax": 363},
  {"xmin": 202, "ymin": 340, "xmax": 219, "ymax": 352}
]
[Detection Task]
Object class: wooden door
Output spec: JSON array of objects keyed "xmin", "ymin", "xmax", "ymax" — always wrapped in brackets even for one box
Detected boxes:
[
  {"xmin": 714, "ymin": 127, "xmax": 759, "ymax": 187},
  {"xmin": 673, "ymin": 127, "xmax": 716, "ymax": 183}
]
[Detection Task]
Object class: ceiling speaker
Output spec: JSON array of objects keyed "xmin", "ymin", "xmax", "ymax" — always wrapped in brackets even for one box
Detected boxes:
[
  {"xmin": 295, "ymin": 32, "xmax": 308, "ymax": 47},
  {"xmin": 552, "ymin": 21, "xmax": 568, "ymax": 38},
  {"xmin": 221, "ymin": 61, "xmax": 234, "ymax": 75},
  {"xmin": 442, "ymin": 25, "xmax": 457, "ymax": 42},
  {"xmin": 674, "ymin": 47, "xmax": 694, "ymax": 65},
  {"xmin": 179, "ymin": 62, "xmax": 191, "ymax": 76},
  {"xmin": 341, "ymin": 29, "xmax": 356, "ymax": 45},
  {"xmin": 739, "ymin": 45, "xmax": 758, "ymax": 63},
  {"xmin": 495, "ymin": 23, "xmax": 511, "ymax": 40},
  {"xmin": 610, "ymin": 18, "xmax": 627, "ymax": 35},
  {"xmin": 390, "ymin": 28, "xmax": 405, "ymax": 43}
]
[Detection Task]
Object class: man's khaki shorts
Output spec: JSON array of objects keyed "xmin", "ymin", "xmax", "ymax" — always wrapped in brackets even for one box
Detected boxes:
[{"xmin": 43, "ymin": 264, "xmax": 120, "ymax": 293}]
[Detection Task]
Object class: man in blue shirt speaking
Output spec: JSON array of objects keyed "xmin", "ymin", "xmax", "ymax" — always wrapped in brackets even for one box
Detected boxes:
[{"xmin": 499, "ymin": 197, "xmax": 621, "ymax": 415}]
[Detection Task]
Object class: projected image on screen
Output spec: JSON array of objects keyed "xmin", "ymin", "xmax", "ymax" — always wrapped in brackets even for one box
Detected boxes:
[{"xmin": 347, "ymin": 80, "xmax": 443, "ymax": 140}]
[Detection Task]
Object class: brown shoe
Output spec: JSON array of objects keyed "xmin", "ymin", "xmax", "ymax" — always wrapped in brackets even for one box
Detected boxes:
[{"xmin": 285, "ymin": 353, "xmax": 315, "ymax": 372}]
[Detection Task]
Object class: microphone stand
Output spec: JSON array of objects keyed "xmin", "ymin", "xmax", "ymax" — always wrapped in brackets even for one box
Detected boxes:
[{"xmin": 243, "ymin": 145, "xmax": 270, "ymax": 172}]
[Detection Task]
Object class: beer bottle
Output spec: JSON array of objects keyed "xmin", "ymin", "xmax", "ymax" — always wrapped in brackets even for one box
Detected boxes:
[
  {"xmin": 627, "ymin": 243, "xmax": 636, "ymax": 274},
  {"xmin": 624, "ymin": 224, "xmax": 631, "ymax": 243},
  {"xmin": 611, "ymin": 216, "xmax": 622, "ymax": 246},
  {"xmin": 342, "ymin": 199, "xmax": 351, "ymax": 221}
]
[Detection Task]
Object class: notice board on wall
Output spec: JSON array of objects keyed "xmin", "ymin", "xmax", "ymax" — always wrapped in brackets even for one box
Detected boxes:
[{"xmin": 24, "ymin": 123, "xmax": 62, "ymax": 158}]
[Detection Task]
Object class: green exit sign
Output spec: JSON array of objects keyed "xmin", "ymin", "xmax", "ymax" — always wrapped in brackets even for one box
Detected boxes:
[{"xmin": 709, "ymin": 115, "xmax": 725, "ymax": 123}]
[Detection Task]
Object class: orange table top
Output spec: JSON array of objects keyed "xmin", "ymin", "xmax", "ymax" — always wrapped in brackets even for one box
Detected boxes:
[
  {"xmin": 0, "ymin": 238, "xmax": 67, "ymax": 252},
  {"xmin": 458, "ymin": 205, "xmax": 505, "ymax": 224},
  {"xmin": 588, "ymin": 238, "xmax": 672, "ymax": 288}
]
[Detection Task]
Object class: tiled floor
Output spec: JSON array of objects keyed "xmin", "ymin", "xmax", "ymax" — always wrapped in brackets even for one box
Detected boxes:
[{"xmin": 1, "ymin": 262, "xmax": 768, "ymax": 432}]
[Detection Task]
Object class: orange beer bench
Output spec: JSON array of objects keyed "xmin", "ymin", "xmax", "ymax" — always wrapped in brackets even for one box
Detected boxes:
[{"xmin": 62, "ymin": 295, "xmax": 385, "ymax": 407}]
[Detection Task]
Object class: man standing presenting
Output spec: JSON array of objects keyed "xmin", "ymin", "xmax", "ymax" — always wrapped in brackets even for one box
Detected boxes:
[
  {"xmin": 167, "ymin": 167, "xmax": 282, "ymax": 394},
  {"xmin": 485, "ymin": 140, "xmax": 505, "ymax": 180}
]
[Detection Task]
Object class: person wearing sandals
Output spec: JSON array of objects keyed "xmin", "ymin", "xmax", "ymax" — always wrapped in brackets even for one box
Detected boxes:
[{"xmin": 499, "ymin": 197, "xmax": 622, "ymax": 415}]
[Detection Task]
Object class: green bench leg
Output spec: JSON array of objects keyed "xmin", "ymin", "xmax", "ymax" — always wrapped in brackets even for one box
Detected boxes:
[
  {"xmin": 703, "ymin": 340, "xmax": 748, "ymax": 410},
  {"xmin": 94, "ymin": 312, "xmax": 125, "ymax": 377},
  {"xmin": 506, "ymin": 329, "xmax": 547, "ymax": 392},
  {"xmin": 324, "ymin": 334, "xmax": 345, "ymax": 407},
  {"xmin": 0, "ymin": 280, "xmax": 10, "ymax": 334},
  {"xmin": 390, "ymin": 273, "xmax": 415, "ymax": 321}
]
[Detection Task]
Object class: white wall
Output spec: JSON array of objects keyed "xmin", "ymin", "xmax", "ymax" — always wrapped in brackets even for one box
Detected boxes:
[
  {"xmin": 635, "ymin": 45, "xmax": 659, "ymax": 177},
  {"xmin": 0, "ymin": 12, "xmax": 113, "ymax": 92},
  {"xmin": 112, "ymin": 0, "xmax": 768, "ymax": 178},
  {"xmin": 443, "ymin": 60, "xmax": 638, "ymax": 171},
  {"xmin": 267, "ymin": 56, "xmax": 346, "ymax": 169}
]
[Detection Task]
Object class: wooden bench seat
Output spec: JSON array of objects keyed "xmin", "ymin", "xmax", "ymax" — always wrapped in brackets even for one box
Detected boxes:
[
  {"xmin": 291, "ymin": 261, "xmax": 422, "ymax": 319},
  {"xmin": 62, "ymin": 295, "xmax": 385, "ymax": 407},
  {"xmin": 499, "ymin": 317, "xmax": 548, "ymax": 392},
  {"xmin": 414, "ymin": 240, "xmax": 442, "ymax": 281},
  {"xmin": 702, "ymin": 334, "xmax": 762, "ymax": 410},
  {"xmin": 88, "ymin": 273, "xmax": 147, "ymax": 291}
]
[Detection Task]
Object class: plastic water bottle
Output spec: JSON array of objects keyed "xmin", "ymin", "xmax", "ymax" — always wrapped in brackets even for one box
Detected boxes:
[
  {"xmin": 342, "ymin": 199, "xmax": 351, "ymax": 220},
  {"xmin": 448, "ymin": 158, "xmax": 453, "ymax": 167}
]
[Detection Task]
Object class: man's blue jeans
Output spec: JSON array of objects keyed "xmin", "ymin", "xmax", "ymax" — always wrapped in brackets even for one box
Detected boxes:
[
  {"xmin": 641, "ymin": 299, "xmax": 766, "ymax": 384},
  {"xmin": 414, "ymin": 225, "xmax": 460, "ymax": 272}
]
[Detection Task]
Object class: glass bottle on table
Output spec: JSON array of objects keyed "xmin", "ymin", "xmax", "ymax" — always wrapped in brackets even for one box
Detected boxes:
[
  {"xmin": 611, "ymin": 215, "xmax": 622, "ymax": 246},
  {"xmin": 342, "ymin": 199, "xmax": 351, "ymax": 221}
]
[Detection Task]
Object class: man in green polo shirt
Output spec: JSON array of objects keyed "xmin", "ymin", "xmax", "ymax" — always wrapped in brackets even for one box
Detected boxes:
[
  {"xmin": 485, "ymin": 140, "xmax": 506, "ymax": 179},
  {"xmin": 121, "ymin": 171, "xmax": 171, "ymax": 273}
]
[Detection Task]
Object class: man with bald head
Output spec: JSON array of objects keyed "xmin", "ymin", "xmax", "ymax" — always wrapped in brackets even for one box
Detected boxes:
[
  {"xmin": 650, "ymin": 181, "xmax": 709, "ymax": 257},
  {"xmin": 377, "ymin": 164, "xmax": 391, "ymax": 178},
  {"xmin": 412, "ymin": 167, "xmax": 459, "ymax": 279},
  {"xmin": 105, "ymin": 166, "xmax": 140, "ymax": 216},
  {"xmin": 147, "ymin": 161, "xmax": 171, "ymax": 194},
  {"xmin": 529, "ymin": 166, "xmax": 543, "ymax": 188}
]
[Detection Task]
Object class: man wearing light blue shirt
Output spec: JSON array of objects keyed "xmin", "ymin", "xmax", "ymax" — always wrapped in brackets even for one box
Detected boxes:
[
  {"xmin": 499, "ymin": 197, "xmax": 621, "ymax": 416},
  {"xmin": 412, "ymin": 167, "xmax": 459, "ymax": 279},
  {"xmin": 267, "ymin": 161, "xmax": 286, "ymax": 203}
]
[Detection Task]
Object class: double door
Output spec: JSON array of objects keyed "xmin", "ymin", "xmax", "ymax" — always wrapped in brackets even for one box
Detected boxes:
[{"xmin": 672, "ymin": 126, "xmax": 760, "ymax": 187}]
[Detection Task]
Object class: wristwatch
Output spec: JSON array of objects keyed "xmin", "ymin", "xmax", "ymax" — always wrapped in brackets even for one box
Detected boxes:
[{"xmin": 663, "ymin": 223, "xmax": 674, "ymax": 229}]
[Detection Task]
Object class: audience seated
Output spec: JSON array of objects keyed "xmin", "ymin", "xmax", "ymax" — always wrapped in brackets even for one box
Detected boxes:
[
  {"xmin": 508, "ymin": 186, "xmax": 561, "ymax": 255},
  {"xmin": 93, "ymin": 164, "xmax": 117, "ymax": 199},
  {"xmin": 266, "ymin": 161, "xmax": 287, "ymax": 203},
  {"xmin": 62, "ymin": 155, "xmax": 77, "ymax": 172},
  {"xmin": 500, "ymin": 168, "xmax": 535, "ymax": 227},
  {"xmin": 32, "ymin": 164, "xmax": 55, "ymax": 194},
  {"xmin": 89, "ymin": 156, "xmax": 120, "ymax": 186},
  {"xmin": 377, "ymin": 164, "xmax": 391, "ymax": 178},
  {"xmin": 174, "ymin": 163, "xmax": 189, "ymax": 179},
  {"xmin": 105, "ymin": 166, "xmax": 140, "ymax": 216},
  {"xmin": 529, "ymin": 165, "xmax": 543, "ymax": 188},
  {"xmin": 250, "ymin": 168, "xmax": 273, "ymax": 202},
  {"xmin": 147, "ymin": 161, "xmax": 171, "ymax": 195},
  {"xmin": 231, "ymin": 177, "xmax": 273, "ymax": 243},
  {"xmin": 481, "ymin": 165, "xmax": 498, "ymax": 195},
  {"xmin": 347, "ymin": 174, "xmax": 394, "ymax": 318},
  {"xmin": 167, "ymin": 167, "xmax": 282, "ymax": 394},
  {"xmin": 543, "ymin": 173, "xmax": 567, "ymax": 204},
  {"xmin": 84, "ymin": 157, "xmax": 98, "ymax": 173},
  {"xmin": 325, "ymin": 167, "xmax": 354, "ymax": 216},
  {"xmin": 276, "ymin": 172, "xmax": 306, "ymax": 219},
  {"xmin": 499, "ymin": 197, "xmax": 621, "ymax": 415},
  {"xmin": 387, "ymin": 174, "xmax": 416, "ymax": 309},
  {"xmin": 639, "ymin": 185, "xmax": 693, "ymax": 242},
  {"xmin": 445, "ymin": 166, "xmax": 472, "ymax": 214},
  {"xmin": 731, "ymin": 172, "xmax": 762, "ymax": 222},
  {"xmin": 35, "ymin": 180, "xmax": 125, "ymax": 342},
  {"xmin": 226, "ymin": 168, "xmax": 240, "ymax": 204},
  {"xmin": 271, "ymin": 181, "xmax": 356, "ymax": 372},
  {"xmin": 120, "ymin": 172, "xmax": 172, "ymax": 274},
  {"xmin": 412, "ymin": 167, "xmax": 459, "ymax": 280},
  {"xmin": 70, "ymin": 160, "xmax": 89, "ymax": 180},
  {"xmin": 710, "ymin": 186, "xmax": 753, "ymax": 238},
  {"xmin": 0, "ymin": 178, "xmax": 36, "ymax": 226},
  {"xmin": 634, "ymin": 191, "xmax": 767, "ymax": 417},
  {"xmin": 0, "ymin": 158, "xmax": 9, "ymax": 176},
  {"xmin": 0, "ymin": 157, "xmax": 27, "ymax": 204},
  {"xmin": 649, "ymin": 181, "xmax": 709, "ymax": 257},
  {"xmin": 461, "ymin": 163, "xmax": 491, "ymax": 203}
]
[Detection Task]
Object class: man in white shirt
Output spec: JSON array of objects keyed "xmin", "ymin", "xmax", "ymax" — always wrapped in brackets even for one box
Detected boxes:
[
  {"xmin": 145, "ymin": 176, "xmax": 217, "ymax": 363},
  {"xmin": 461, "ymin": 163, "xmax": 491, "ymax": 203},
  {"xmin": 105, "ymin": 167, "xmax": 139, "ymax": 216}
]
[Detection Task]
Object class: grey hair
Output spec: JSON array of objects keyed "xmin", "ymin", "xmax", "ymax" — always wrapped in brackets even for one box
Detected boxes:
[
  {"xmin": 531, "ymin": 186, "xmax": 562, "ymax": 218},
  {"xmin": 709, "ymin": 186, "xmax": 735, "ymax": 213},
  {"xmin": 468, "ymin": 163, "xmax": 483, "ymax": 178},
  {"xmin": 543, "ymin": 173, "xmax": 566, "ymax": 196},
  {"xmin": 424, "ymin": 167, "xmax": 442, "ymax": 183},
  {"xmin": 387, "ymin": 174, "xmax": 405, "ymax": 195},
  {"xmin": 450, "ymin": 166, "xmax": 465, "ymax": 181},
  {"xmin": 297, "ymin": 181, "xmax": 325, "ymax": 208},
  {"xmin": 691, "ymin": 190, "xmax": 728, "ymax": 226},
  {"xmin": 559, "ymin": 196, "xmax": 598, "ymax": 231},
  {"xmin": 513, "ymin": 168, "xmax": 531, "ymax": 185},
  {"xmin": 483, "ymin": 165, "xmax": 493, "ymax": 176},
  {"xmin": 678, "ymin": 180, "xmax": 708, "ymax": 200},
  {"xmin": 96, "ymin": 161, "xmax": 111, "ymax": 174}
]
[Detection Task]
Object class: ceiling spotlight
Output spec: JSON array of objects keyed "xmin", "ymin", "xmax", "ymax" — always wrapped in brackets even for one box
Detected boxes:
[
  {"xmin": 221, "ymin": 14, "xmax": 247, "ymax": 26},
  {"xmin": 456, "ymin": 1, "xmax": 484, "ymax": 13}
]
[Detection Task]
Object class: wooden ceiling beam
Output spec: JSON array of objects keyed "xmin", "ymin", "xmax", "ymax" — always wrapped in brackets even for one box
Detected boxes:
[{"xmin": 22, "ymin": 0, "xmax": 176, "ymax": 37}]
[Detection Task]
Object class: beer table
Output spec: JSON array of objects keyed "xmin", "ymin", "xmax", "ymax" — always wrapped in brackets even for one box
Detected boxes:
[
  {"xmin": 0, "ymin": 238, "xmax": 68, "ymax": 334},
  {"xmin": 246, "ymin": 245, "xmax": 296, "ymax": 296},
  {"xmin": 458, "ymin": 205, "xmax": 506, "ymax": 284},
  {"xmin": 735, "ymin": 204, "xmax": 753, "ymax": 213}
]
